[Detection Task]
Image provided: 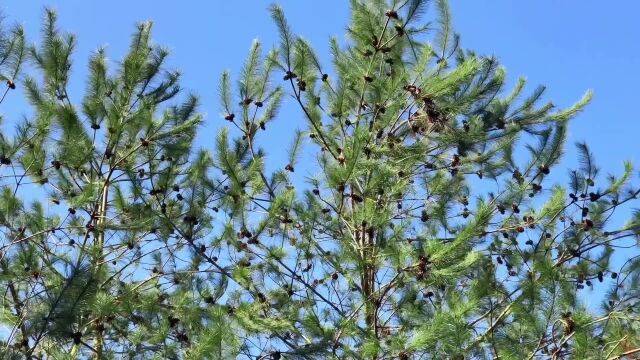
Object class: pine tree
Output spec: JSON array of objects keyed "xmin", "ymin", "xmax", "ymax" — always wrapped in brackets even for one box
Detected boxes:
[
  {"xmin": 0, "ymin": 9, "xmax": 228, "ymax": 359},
  {"xmin": 1, "ymin": 2, "xmax": 640, "ymax": 360}
]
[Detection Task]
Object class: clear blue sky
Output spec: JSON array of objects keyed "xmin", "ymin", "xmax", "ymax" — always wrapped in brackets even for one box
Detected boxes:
[{"xmin": 1, "ymin": 0, "xmax": 638, "ymax": 312}]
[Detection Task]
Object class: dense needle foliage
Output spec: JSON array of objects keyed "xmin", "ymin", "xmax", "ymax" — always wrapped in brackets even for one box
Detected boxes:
[{"xmin": 1, "ymin": 1, "xmax": 639, "ymax": 359}]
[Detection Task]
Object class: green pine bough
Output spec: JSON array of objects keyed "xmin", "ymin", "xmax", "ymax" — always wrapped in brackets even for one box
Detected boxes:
[{"xmin": 0, "ymin": 2, "xmax": 639, "ymax": 359}]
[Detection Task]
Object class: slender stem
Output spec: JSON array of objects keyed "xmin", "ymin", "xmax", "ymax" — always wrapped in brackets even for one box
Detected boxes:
[{"xmin": 608, "ymin": 347, "xmax": 640, "ymax": 360}]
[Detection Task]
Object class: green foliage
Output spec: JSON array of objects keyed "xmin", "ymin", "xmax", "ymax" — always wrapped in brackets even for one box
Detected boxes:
[
  {"xmin": 0, "ymin": 13, "xmax": 25, "ymax": 84},
  {"xmin": 1, "ymin": 2, "xmax": 639, "ymax": 360}
]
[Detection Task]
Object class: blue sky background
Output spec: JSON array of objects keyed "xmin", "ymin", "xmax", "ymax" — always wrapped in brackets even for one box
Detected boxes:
[
  {"xmin": 0, "ymin": 0, "xmax": 638, "ymax": 315},
  {"xmin": 1, "ymin": 1, "xmax": 638, "ymax": 170}
]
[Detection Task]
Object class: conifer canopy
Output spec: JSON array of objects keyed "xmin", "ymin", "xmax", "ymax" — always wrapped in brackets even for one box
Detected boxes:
[{"xmin": 1, "ymin": 2, "xmax": 639, "ymax": 359}]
